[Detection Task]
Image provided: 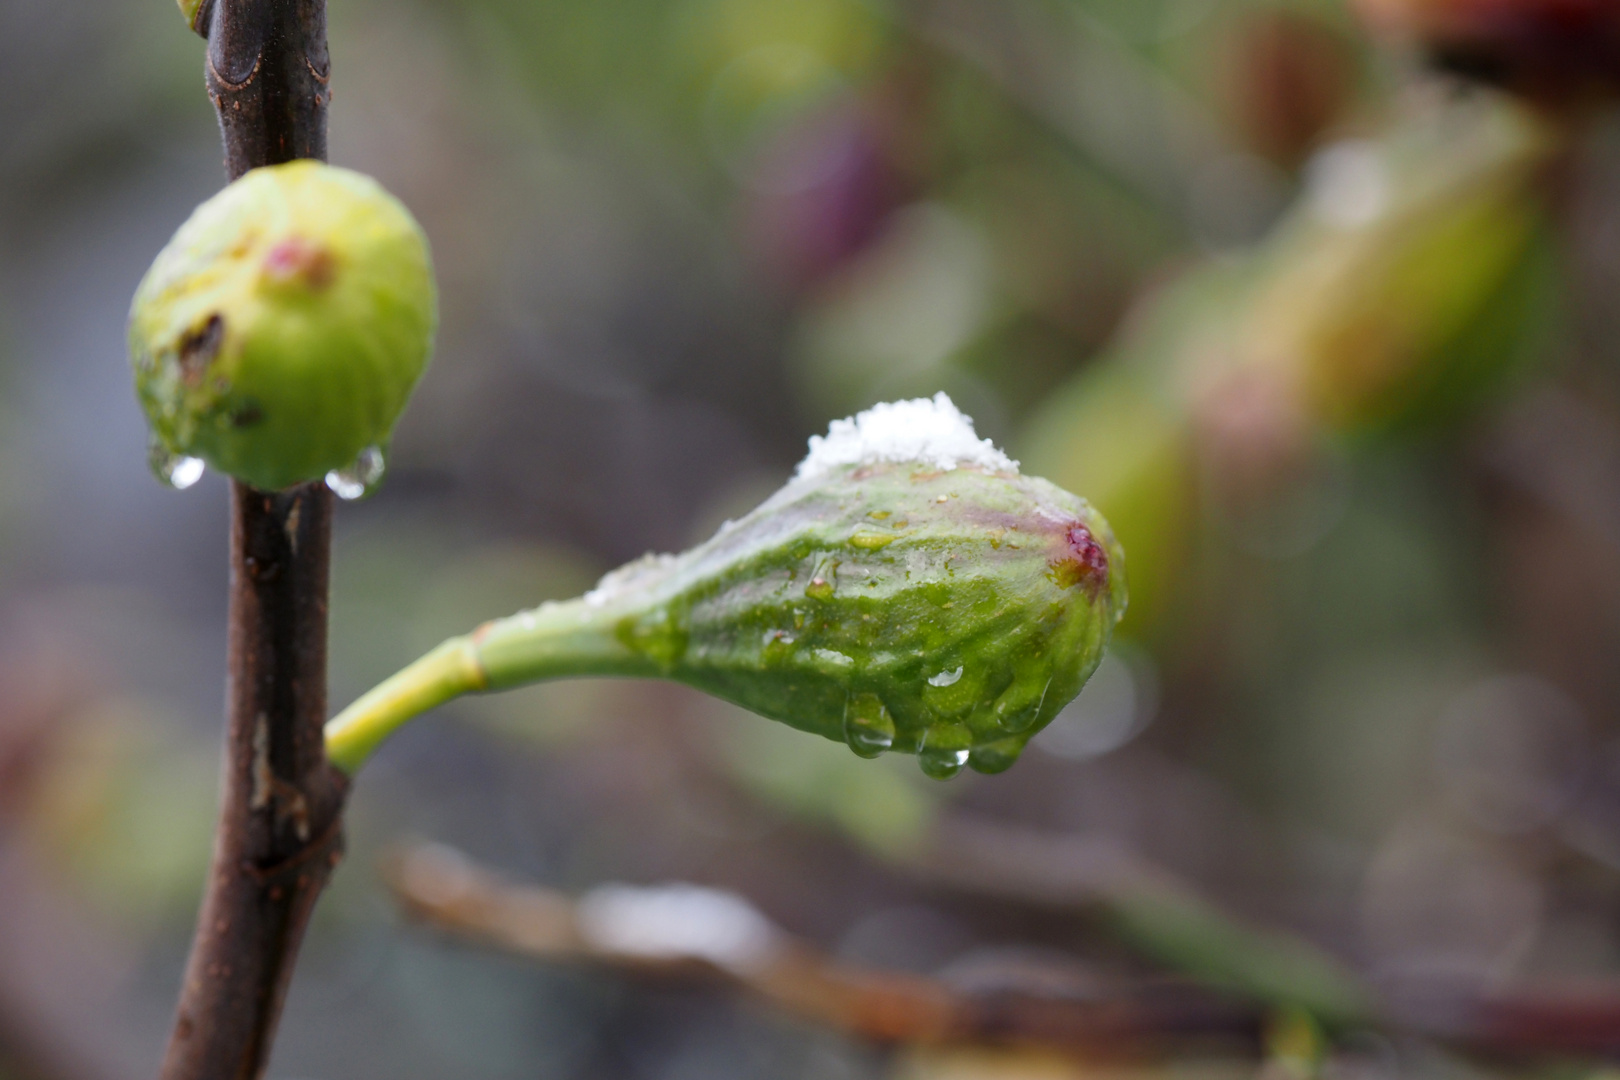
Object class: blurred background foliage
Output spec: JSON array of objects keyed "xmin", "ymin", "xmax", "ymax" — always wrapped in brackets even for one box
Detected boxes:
[{"xmin": 3, "ymin": 0, "xmax": 1620, "ymax": 1077}]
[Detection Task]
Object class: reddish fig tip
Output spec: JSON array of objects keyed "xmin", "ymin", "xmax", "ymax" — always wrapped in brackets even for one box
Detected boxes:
[{"xmin": 1050, "ymin": 522, "xmax": 1109, "ymax": 593}]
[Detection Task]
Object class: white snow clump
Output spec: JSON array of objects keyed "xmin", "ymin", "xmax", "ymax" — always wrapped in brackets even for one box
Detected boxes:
[{"xmin": 793, "ymin": 392, "xmax": 1018, "ymax": 482}]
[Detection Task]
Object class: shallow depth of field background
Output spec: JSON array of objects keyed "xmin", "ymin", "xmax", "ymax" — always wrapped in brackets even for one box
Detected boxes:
[{"xmin": 2, "ymin": 0, "xmax": 1620, "ymax": 1077}]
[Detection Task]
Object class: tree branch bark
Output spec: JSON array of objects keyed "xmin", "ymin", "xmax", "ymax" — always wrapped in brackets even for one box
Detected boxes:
[
  {"xmin": 160, "ymin": 3, "xmax": 346, "ymax": 1077},
  {"xmin": 200, "ymin": 0, "xmax": 329, "ymax": 176},
  {"xmin": 162, "ymin": 486, "xmax": 346, "ymax": 1080},
  {"xmin": 162, "ymin": 485, "xmax": 348, "ymax": 1077}
]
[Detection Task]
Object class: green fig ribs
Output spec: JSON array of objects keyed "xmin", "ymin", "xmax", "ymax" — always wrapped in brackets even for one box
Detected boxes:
[{"xmin": 325, "ymin": 454, "xmax": 1126, "ymax": 780}]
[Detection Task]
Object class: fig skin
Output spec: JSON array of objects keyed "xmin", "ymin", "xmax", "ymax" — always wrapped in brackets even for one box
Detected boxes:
[
  {"xmin": 472, "ymin": 462, "xmax": 1128, "ymax": 775},
  {"xmin": 324, "ymin": 461, "xmax": 1127, "ymax": 778},
  {"xmin": 130, "ymin": 161, "xmax": 436, "ymax": 492}
]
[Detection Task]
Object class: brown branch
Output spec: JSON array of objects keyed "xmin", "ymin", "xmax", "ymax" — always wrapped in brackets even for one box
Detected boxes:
[
  {"xmin": 387, "ymin": 841, "xmax": 1620, "ymax": 1065},
  {"xmin": 158, "ymin": 4, "xmax": 347, "ymax": 1076},
  {"xmin": 160, "ymin": 486, "xmax": 349, "ymax": 1078},
  {"xmin": 384, "ymin": 844, "xmax": 1266, "ymax": 1062},
  {"xmin": 199, "ymin": 0, "xmax": 330, "ymax": 177}
]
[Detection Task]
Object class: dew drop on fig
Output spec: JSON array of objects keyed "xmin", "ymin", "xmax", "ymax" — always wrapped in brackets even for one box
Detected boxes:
[
  {"xmin": 149, "ymin": 438, "xmax": 205, "ymax": 490},
  {"xmin": 843, "ymin": 693, "xmax": 895, "ymax": 759},
  {"xmin": 325, "ymin": 444, "xmax": 386, "ymax": 501},
  {"xmin": 969, "ymin": 737, "xmax": 1024, "ymax": 775},
  {"xmin": 918, "ymin": 723, "xmax": 972, "ymax": 780}
]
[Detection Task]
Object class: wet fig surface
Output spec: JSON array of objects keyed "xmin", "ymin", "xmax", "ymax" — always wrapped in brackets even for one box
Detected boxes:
[
  {"xmin": 327, "ymin": 409, "xmax": 1126, "ymax": 781},
  {"xmin": 129, "ymin": 161, "xmax": 435, "ymax": 492}
]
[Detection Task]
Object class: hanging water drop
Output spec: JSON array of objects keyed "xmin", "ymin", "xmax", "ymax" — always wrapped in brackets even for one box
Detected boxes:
[
  {"xmin": 918, "ymin": 723, "xmax": 972, "ymax": 780},
  {"xmin": 968, "ymin": 737, "xmax": 1025, "ymax": 775},
  {"xmin": 149, "ymin": 438, "xmax": 205, "ymax": 490},
  {"xmin": 995, "ymin": 702, "xmax": 1041, "ymax": 733},
  {"xmin": 843, "ymin": 693, "xmax": 895, "ymax": 759},
  {"xmin": 325, "ymin": 444, "xmax": 386, "ymax": 500},
  {"xmin": 993, "ymin": 673, "xmax": 1052, "ymax": 733}
]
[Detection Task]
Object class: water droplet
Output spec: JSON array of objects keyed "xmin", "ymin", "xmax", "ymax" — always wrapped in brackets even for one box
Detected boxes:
[
  {"xmin": 969, "ymin": 737, "xmax": 1025, "ymax": 775},
  {"xmin": 928, "ymin": 666, "xmax": 964, "ymax": 688},
  {"xmin": 918, "ymin": 724, "xmax": 972, "ymax": 780},
  {"xmin": 325, "ymin": 444, "xmax": 386, "ymax": 501},
  {"xmin": 996, "ymin": 703, "xmax": 1039, "ymax": 733},
  {"xmin": 843, "ymin": 693, "xmax": 895, "ymax": 758},
  {"xmin": 149, "ymin": 438, "xmax": 205, "ymax": 490},
  {"xmin": 994, "ymin": 674, "xmax": 1052, "ymax": 732}
]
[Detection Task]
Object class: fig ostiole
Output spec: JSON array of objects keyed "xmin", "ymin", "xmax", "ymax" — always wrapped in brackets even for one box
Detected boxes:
[
  {"xmin": 324, "ymin": 395, "xmax": 1126, "ymax": 779},
  {"xmin": 129, "ymin": 160, "xmax": 436, "ymax": 493}
]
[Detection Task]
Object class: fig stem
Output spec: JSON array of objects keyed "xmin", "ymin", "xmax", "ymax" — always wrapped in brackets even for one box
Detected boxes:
[
  {"xmin": 324, "ymin": 601, "xmax": 648, "ymax": 774},
  {"xmin": 324, "ymin": 637, "xmax": 485, "ymax": 774}
]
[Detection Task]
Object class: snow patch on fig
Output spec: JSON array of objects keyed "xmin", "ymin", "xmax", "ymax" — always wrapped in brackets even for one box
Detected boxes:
[{"xmin": 795, "ymin": 392, "xmax": 1018, "ymax": 481}]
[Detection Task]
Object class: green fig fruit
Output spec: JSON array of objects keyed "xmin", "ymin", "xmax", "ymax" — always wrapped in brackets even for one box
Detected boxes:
[
  {"xmin": 325, "ymin": 394, "xmax": 1126, "ymax": 778},
  {"xmin": 129, "ymin": 160, "xmax": 436, "ymax": 493},
  {"xmin": 1240, "ymin": 97, "xmax": 1556, "ymax": 432}
]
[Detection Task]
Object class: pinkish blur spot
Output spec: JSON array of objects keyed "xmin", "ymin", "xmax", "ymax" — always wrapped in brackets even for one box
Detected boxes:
[{"xmin": 262, "ymin": 236, "xmax": 336, "ymax": 290}]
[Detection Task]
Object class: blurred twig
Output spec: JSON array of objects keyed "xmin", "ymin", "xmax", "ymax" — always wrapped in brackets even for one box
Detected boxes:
[
  {"xmin": 387, "ymin": 839, "xmax": 1620, "ymax": 1063},
  {"xmin": 386, "ymin": 842, "xmax": 1266, "ymax": 1061}
]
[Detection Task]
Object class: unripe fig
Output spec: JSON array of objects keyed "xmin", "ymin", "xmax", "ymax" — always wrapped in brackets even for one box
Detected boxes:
[
  {"xmin": 325, "ymin": 395, "xmax": 1126, "ymax": 779},
  {"xmin": 129, "ymin": 161, "xmax": 436, "ymax": 492}
]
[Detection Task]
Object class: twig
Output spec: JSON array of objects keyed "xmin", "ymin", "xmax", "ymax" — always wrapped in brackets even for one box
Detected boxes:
[
  {"xmin": 160, "ymin": 6, "xmax": 346, "ymax": 1075},
  {"xmin": 385, "ymin": 843, "xmax": 1266, "ymax": 1061},
  {"xmin": 385, "ymin": 841, "xmax": 1620, "ymax": 1064},
  {"xmin": 199, "ymin": 0, "xmax": 330, "ymax": 177},
  {"xmin": 162, "ymin": 487, "xmax": 347, "ymax": 1080}
]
